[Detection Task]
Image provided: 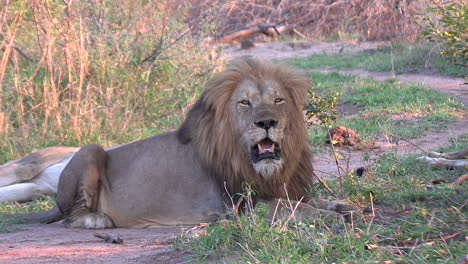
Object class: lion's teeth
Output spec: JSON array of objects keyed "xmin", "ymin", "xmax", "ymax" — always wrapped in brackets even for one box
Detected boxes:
[
  {"xmin": 258, "ymin": 143, "xmax": 274, "ymax": 154},
  {"xmin": 258, "ymin": 144, "xmax": 264, "ymax": 154}
]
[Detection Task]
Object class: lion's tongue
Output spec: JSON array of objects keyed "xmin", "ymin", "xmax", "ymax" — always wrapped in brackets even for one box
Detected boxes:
[{"xmin": 258, "ymin": 139, "xmax": 275, "ymax": 154}]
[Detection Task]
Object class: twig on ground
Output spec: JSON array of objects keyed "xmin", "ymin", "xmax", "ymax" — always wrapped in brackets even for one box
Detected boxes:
[
  {"xmin": 327, "ymin": 130, "xmax": 346, "ymax": 195},
  {"xmin": 237, "ymin": 242, "xmax": 260, "ymax": 262},
  {"xmin": 312, "ymin": 171, "xmax": 336, "ymax": 197},
  {"xmin": 93, "ymin": 233, "xmax": 123, "ymax": 244}
]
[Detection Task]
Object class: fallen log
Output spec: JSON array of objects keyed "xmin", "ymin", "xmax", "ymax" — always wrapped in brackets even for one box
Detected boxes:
[{"xmin": 205, "ymin": 20, "xmax": 291, "ymax": 44}]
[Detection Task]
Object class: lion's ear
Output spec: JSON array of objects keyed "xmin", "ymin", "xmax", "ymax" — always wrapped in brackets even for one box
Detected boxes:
[{"xmin": 177, "ymin": 98, "xmax": 207, "ymax": 144}]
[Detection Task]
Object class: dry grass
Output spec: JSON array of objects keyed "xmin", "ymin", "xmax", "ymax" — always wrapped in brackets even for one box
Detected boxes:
[
  {"xmin": 0, "ymin": 0, "xmax": 221, "ymax": 160},
  {"xmin": 190, "ymin": 0, "xmax": 431, "ymax": 41}
]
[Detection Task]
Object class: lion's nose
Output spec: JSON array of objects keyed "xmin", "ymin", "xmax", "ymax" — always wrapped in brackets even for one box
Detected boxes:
[{"xmin": 255, "ymin": 119, "xmax": 278, "ymax": 130}]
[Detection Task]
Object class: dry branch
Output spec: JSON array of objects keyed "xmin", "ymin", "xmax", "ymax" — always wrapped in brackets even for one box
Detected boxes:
[
  {"xmin": 205, "ymin": 20, "xmax": 290, "ymax": 43},
  {"xmin": 312, "ymin": 171, "xmax": 336, "ymax": 197}
]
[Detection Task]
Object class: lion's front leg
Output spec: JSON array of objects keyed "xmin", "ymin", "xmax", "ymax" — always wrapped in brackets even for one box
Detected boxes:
[
  {"xmin": 257, "ymin": 198, "xmax": 343, "ymax": 223},
  {"xmin": 57, "ymin": 144, "xmax": 114, "ymax": 229}
]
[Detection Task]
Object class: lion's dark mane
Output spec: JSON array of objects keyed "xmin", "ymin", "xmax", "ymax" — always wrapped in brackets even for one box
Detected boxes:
[{"xmin": 177, "ymin": 57, "xmax": 314, "ymax": 201}]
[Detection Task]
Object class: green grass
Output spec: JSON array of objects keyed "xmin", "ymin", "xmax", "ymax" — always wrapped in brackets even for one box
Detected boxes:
[
  {"xmin": 290, "ymin": 42, "xmax": 467, "ymax": 76},
  {"xmin": 176, "ymin": 68, "xmax": 466, "ymax": 262},
  {"xmin": 0, "ymin": 196, "xmax": 55, "ymax": 232},
  {"xmin": 306, "ymin": 71, "xmax": 464, "ymax": 147},
  {"xmin": 178, "ymin": 141, "xmax": 468, "ymax": 263}
]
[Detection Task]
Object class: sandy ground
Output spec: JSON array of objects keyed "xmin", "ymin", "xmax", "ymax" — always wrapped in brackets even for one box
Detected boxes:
[
  {"xmin": 0, "ymin": 223, "xmax": 189, "ymax": 264},
  {"xmin": 1, "ymin": 41, "xmax": 466, "ymax": 264},
  {"xmin": 225, "ymin": 41, "xmax": 384, "ymax": 60}
]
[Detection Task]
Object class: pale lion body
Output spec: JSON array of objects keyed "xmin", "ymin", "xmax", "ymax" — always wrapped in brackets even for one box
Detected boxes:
[
  {"xmin": 6, "ymin": 58, "xmax": 355, "ymax": 228},
  {"xmin": 418, "ymin": 147, "xmax": 468, "ymax": 169},
  {"xmin": 0, "ymin": 147, "xmax": 77, "ymax": 203},
  {"xmin": 0, "ymin": 145, "xmax": 123, "ymax": 203}
]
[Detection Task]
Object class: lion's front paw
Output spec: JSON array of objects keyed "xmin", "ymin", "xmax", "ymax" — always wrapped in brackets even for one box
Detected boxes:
[
  {"xmin": 308, "ymin": 199, "xmax": 358, "ymax": 215},
  {"xmin": 66, "ymin": 213, "xmax": 114, "ymax": 229},
  {"xmin": 279, "ymin": 202, "xmax": 343, "ymax": 222},
  {"xmin": 333, "ymin": 201, "xmax": 358, "ymax": 215}
]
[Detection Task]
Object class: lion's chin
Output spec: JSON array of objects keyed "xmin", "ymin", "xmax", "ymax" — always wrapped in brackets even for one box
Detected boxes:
[{"xmin": 253, "ymin": 159, "xmax": 283, "ymax": 178}]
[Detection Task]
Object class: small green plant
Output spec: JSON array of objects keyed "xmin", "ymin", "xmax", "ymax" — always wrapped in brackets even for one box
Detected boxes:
[
  {"xmin": 0, "ymin": 195, "xmax": 55, "ymax": 215},
  {"xmin": 418, "ymin": 1, "xmax": 468, "ymax": 66},
  {"xmin": 305, "ymin": 90, "xmax": 342, "ymax": 128},
  {"xmin": 177, "ymin": 188, "xmax": 351, "ymax": 263}
]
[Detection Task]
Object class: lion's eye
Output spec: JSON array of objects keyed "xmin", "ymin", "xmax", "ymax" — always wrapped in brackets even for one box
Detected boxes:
[
  {"xmin": 239, "ymin": 100, "xmax": 251, "ymax": 106},
  {"xmin": 275, "ymin": 98, "xmax": 285, "ymax": 104}
]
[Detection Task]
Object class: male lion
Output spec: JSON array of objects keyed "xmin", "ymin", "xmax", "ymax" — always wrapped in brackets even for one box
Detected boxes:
[{"xmin": 9, "ymin": 57, "xmax": 354, "ymax": 228}]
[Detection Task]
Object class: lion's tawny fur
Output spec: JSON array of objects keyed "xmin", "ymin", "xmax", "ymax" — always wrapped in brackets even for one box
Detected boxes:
[{"xmin": 178, "ymin": 57, "xmax": 314, "ymax": 200}]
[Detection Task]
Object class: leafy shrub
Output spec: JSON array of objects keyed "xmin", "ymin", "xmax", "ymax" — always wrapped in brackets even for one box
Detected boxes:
[
  {"xmin": 418, "ymin": 1, "xmax": 467, "ymax": 66},
  {"xmin": 305, "ymin": 90, "xmax": 342, "ymax": 128}
]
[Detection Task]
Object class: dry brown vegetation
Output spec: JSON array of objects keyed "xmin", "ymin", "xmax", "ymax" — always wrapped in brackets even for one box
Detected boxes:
[
  {"xmin": 0, "ymin": 0, "xmax": 462, "ymax": 162},
  {"xmin": 0, "ymin": 0, "xmax": 220, "ymax": 159},
  {"xmin": 190, "ymin": 0, "xmax": 431, "ymax": 41}
]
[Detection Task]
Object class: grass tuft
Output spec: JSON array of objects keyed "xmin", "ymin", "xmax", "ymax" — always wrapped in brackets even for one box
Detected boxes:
[
  {"xmin": 0, "ymin": 195, "xmax": 55, "ymax": 232},
  {"xmin": 179, "ymin": 141, "xmax": 468, "ymax": 263},
  {"xmin": 291, "ymin": 42, "xmax": 467, "ymax": 76}
]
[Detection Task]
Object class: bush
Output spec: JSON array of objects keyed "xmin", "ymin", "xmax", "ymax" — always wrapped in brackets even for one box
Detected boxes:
[
  {"xmin": 305, "ymin": 90, "xmax": 341, "ymax": 129},
  {"xmin": 0, "ymin": 1, "xmax": 221, "ymax": 161},
  {"xmin": 418, "ymin": 1, "xmax": 467, "ymax": 66}
]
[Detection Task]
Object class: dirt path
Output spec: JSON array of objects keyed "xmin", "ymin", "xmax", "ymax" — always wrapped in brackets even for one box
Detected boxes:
[
  {"xmin": 1, "ymin": 41, "xmax": 466, "ymax": 264},
  {"xmin": 311, "ymin": 67, "xmax": 467, "ymax": 176},
  {"xmin": 314, "ymin": 68, "xmax": 466, "ymax": 175},
  {"xmin": 224, "ymin": 41, "xmax": 385, "ymax": 60},
  {"xmin": 0, "ymin": 223, "xmax": 190, "ymax": 264}
]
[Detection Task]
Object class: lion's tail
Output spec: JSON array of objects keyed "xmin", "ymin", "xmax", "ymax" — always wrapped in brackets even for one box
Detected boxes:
[{"xmin": 3, "ymin": 206, "xmax": 63, "ymax": 224}]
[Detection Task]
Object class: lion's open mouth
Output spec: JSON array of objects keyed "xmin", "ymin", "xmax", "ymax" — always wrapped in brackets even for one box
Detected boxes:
[{"xmin": 250, "ymin": 138, "xmax": 281, "ymax": 163}]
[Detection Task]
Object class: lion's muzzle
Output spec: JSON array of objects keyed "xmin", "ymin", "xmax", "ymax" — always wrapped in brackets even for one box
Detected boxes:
[
  {"xmin": 250, "ymin": 138, "xmax": 281, "ymax": 163},
  {"xmin": 254, "ymin": 119, "xmax": 278, "ymax": 130}
]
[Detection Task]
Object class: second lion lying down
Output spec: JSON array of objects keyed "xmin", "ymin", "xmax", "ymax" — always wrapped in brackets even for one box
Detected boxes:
[{"xmin": 12, "ymin": 58, "xmax": 355, "ymax": 228}]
